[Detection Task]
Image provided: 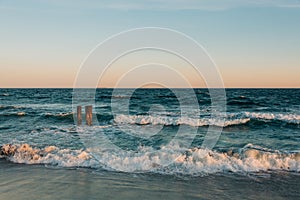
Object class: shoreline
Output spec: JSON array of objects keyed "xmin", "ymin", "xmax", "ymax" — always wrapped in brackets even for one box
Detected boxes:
[{"xmin": 1, "ymin": 159, "xmax": 299, "ymax": 200}]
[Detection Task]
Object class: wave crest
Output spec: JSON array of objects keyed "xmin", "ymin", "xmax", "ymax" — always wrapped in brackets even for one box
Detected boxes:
[
  {"xmin": 0, "ymin": 144, "xmax": 93, "ymax": 167},
  {"xmin": 1, "ymin": 143, "xmax": 299, "ymax": 175},
  {"xmin": 244, "ymin": 112, "xmax": 300, "ymax": 124},
  {"xmin": 114, "ymin": 111, "xmax": 300, "ymax": 127},
  {"xmin": 114, "ymin": 114, "xmax": 250, "ymax": 127}
]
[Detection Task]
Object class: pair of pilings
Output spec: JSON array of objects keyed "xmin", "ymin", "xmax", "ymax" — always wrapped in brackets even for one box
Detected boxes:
[{"xmin": 77, "ymin": 105, "xmax": 92, "ymax": 126}]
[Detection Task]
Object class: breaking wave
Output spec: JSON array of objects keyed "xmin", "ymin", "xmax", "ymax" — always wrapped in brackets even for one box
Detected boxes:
[
  {"xmin": 114, "ymin": 112, "xmax": 299, "ymax": 127},
  {"xmin": 1, "ymin": 143, "xmax": 299, "ymax": 175},
  {"xmin": 243, "ymin": 112, "xmax": 300, "ymax": 124},
  {"xmin": 114, "ymin": 114, "xmax": 249, "ymax": 127}
]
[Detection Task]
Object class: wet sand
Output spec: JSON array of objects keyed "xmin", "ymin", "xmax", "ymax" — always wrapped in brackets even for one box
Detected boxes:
[{"xmin": 0, "ymin": 159, "xmax": 299, "ymax": 200}]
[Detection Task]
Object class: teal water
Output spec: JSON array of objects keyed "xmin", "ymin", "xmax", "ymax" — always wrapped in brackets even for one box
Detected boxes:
[{"xmin": 0, "ymin": 89, "xmax": 299, "ymax": 199}]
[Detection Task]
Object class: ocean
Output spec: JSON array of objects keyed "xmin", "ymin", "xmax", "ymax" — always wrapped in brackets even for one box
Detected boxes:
[{"xmin": 0, "ymin": 88, "xmax": 299, "ymax": 199}]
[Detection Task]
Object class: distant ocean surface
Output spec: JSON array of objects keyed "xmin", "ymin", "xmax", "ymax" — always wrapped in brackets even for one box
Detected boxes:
[{"xmin": 0, "ymin": 88, "xmax": 299, "ymax": 199}]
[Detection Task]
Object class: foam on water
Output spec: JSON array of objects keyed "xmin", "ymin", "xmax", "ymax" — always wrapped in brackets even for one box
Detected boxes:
[
  {"xmin": 0, "ymin": 112, "xmax": 27, "ymax": 117},
  {"xmin": 1, "ymin": 143, "xmax": 299, "ymax": 175},
  {"xmin": 114, "ymin": 111, "xmax": 300, "ymax": 127},
  {"xmin": 114, "ymin": 114, "xmax": 250, "ymax": 127},
  {"xmin": 45, "ymin": 112, "xmax": 74, "ymax": 117},
  {"xmin": 0, "ymin": 89, "xmax": 299, "ymax": 178},
  {"xmin": 0, "ymin": 144, "xmax": 96, "ymax": 168},
  {"xmin": 17, "ymin": 112, "xmax": 26, "ymax": 116},
  {"xmin": 244, "ymin": 112, "xmax": 300, "ymax": 124}
]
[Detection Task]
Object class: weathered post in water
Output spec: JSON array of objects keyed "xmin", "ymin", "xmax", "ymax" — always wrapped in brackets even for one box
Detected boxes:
[
  {"xmin": 77, "ymin": 106, "xmax": 82, "ymax": 125},
  {"xmin": 85, "ymin": 105, "xmax": 93, "ymax": 126}
]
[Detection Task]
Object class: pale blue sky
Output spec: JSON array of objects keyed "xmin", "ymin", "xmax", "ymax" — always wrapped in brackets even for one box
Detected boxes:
[{"xmin": 0, "ymin": 0, "xmax": 299, "ymax": 87}]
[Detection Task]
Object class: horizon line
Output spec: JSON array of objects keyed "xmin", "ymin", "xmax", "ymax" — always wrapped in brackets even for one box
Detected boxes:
[{"xmin": 1, "ymin": 87, "xmax": 299, "ymax": 89}]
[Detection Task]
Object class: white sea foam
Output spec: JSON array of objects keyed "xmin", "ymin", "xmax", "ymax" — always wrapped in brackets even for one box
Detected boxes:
[
  {"xmin": 114, "ymin": 111, "xmax": 300, "ymax": 127},
  {"xmin": 17, "ymin": 112, "xmax": 26, "ymax": 116},
  {"xmin": 0, "ymin": 144, "xmax": 96, "ymax": 168},
  {"xmin": 1, "ymin": 143, "xmax": 299, "ymax": 175},
  {"xmin": 45, "ymin": 112, "xmax": 74, "ymax": 117},
  {"xmin": 244, "ymin": 112, "xmax": 300, "ymax": 124},
  {"xmin": 114, "ymin": 114, "xmax": 250, "ymax": 127}
]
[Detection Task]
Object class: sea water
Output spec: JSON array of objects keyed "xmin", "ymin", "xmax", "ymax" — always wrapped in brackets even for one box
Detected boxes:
[{"xmin": 0, "ymin": 89, "xmax": 299, "ymax": 199}]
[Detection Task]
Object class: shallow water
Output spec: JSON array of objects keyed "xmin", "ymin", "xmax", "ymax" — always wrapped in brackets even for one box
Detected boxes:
[{"xmin": 0, "ymin": 160, "xmax": 299, "ymax": 200}]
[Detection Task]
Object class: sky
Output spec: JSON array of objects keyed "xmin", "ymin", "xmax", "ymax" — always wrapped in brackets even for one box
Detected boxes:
[{"xmin": 0, "ymin": 0, "xmax": 299, "ymax": 88}]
